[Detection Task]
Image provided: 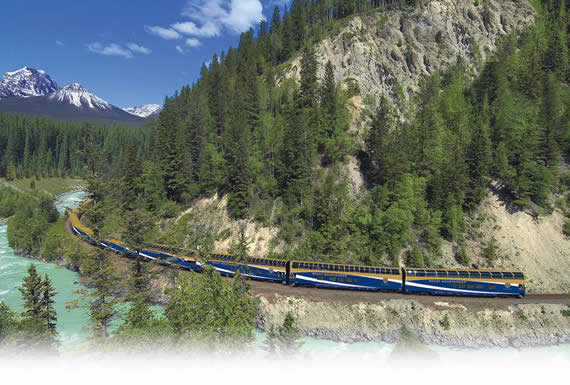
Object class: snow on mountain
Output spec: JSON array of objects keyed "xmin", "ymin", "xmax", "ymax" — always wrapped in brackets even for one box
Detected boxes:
[
  {"xmin": 0, "ymin": 66, "xmax": 59, "ymax": 98},
  {"xmin": 48, "ymin": 83, "xmax": 112, "ymax": 111},
  {"xmin": 123, "ymin": 104, "xmax": 162, "ymax": 118}
]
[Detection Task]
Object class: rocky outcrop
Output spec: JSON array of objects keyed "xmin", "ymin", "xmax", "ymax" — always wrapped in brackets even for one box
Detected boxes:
[
  {"xmin": 258, "ymin": 295, "xmax": 570, "ymax": 348},
  {"xmin": 281, "ymin": 0, "xmax": 536, "ymax": 109}
]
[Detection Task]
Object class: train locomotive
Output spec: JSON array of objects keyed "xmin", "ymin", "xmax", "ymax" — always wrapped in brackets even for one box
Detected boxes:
[{"xmin": 68, "ymin": 201, "xmax": 526, "ymax": 298}]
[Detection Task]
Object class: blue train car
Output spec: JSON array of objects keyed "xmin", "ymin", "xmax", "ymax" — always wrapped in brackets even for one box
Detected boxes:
[
  {"xmin": 289, "ymin": 261, "xmax": 403, "ymax": 291},
  {"xmin": 206, "ymin": 253, "xmax": 287, "ymax": 282},
  {"xmin": 138, "ymin": 244, "xmax": 202, "ymax": 271},
  {"xmin": 100, "ymin": 239, "xmax": 129, "ymax": 254},
  {"xmin": 403, "ymin": 268, "xmax": 525, "ymax": 297}
]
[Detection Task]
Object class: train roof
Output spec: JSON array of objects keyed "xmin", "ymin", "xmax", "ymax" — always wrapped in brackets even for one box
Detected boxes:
[
  {"xmin": 405, "ymin": 267, "xmax": 524, "ymax": 274},
  {"xmin": 290, "ymin": 260, "xmax": 397, "ymax": 270}
]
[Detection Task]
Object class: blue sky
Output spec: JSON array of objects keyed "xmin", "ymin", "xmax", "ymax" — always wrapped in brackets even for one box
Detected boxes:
[{"xmin": 0, "ymin": 0, "xmax": 290, "ymax": 108}]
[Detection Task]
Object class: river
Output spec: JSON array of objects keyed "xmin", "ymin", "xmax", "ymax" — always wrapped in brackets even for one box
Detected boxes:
[{"xmin": 1, "ymin": 191, "xmax": 568, "ymax": 363}]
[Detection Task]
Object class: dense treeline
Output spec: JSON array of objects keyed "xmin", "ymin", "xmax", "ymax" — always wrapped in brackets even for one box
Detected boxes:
[
  {"xmin": 0, "ymin": 185, "xmax": 64, "ymax": 258},
  {"xmin": 84, "ymin": 1, "xmax": 569, "ymax": 269},
  {"xmin": 0, "ymin": 113, "xmax": 153, "ymax": 179}
]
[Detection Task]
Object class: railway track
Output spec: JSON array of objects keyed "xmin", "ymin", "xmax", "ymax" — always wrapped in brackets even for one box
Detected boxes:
[{"xmin": 66, "ymin": 216, "xmax": 569, "ymax": 309}]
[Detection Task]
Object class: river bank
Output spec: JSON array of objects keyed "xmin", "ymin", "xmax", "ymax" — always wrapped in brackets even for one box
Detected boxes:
[
  {"xmin": 257, "ymin": 294, "xmax": 570, "ymax": 348},
  {"xmin": 4, "ymin": 191, "xmax": 569, "ymax": 350}
]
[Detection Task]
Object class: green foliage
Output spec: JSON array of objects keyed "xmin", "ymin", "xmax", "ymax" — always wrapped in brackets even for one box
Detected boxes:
[
  {"xmin": 560, "ymin": 309, "xmax": 570, "ymax": 317},
  {"xmin": 405, "ymin": 243, "xmax": 424, "ymax": 268},
  {"xmin": 563, "ymin": 219, "xmax": 570, "ymax": 236},
  {"xmin": 439, "ymin": 313, "xmax": 451, "ymax": 330},
  {"xmin": 164, "ymin": 266, "xmax": 258, "ymax": 351},
  {"xmin": 482, "ymin": 238, "xmax": 499, "ymax": 264},
  {"xmin": 263, "ymin": 311, "xmax": 303, "ymax": 357}
]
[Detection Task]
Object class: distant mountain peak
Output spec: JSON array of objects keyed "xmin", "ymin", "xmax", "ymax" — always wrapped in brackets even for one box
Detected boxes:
[
  {"xmin": 48, "ymin": 83, "xmax": 112, "ymax": 111},
  {"xmin": 0, "ymin": 66, "xmax": 58, "ymax": 98},
  {"xmin": 123, "ymin": 104, "xmax": 162, "ymax": 118}
]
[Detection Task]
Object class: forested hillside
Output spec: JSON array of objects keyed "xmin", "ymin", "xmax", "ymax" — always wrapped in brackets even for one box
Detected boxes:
[
  {"xmin": 4, "ymin": 1, "xmax": 567, "ymax": 276},
  {"xmin": 0, "ymin": 114, "xmax": 152, "ymax": 179}
]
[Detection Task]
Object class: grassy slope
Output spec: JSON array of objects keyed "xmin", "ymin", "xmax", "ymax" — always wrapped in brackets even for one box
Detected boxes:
[{"xmin": 0, "ymin": 177, "xmax": 85, "ymax": 197}]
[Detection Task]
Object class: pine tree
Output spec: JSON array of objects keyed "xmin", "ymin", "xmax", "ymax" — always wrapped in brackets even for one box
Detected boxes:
[
  {"xmin": 40, "ymin": 274, "xmax": 58, "ymax": 334},
  {"xmin": 321, "ymin": 60, "xmax": 337, "ymax": 123},
  {"xmin": 366, "ymin": 95, "xmax": 394, "ymax": 185},
  {"xmin": 299, "ymin": 46, "xmax": 319, "ymax": 108},
  {"xmin": 86, "ymin": 250, "xmax": 120, "ymax": 341},
  {"xmin": 19, "ymin": 264, "xmax": 43, "ymax": 320},
  {"xmin": 122, "ymin": 140, "xmax": 141, "ymax": 208},
  {"xmin": 122, "ymin": 209, "xmax": 155, "ymax": 302}
]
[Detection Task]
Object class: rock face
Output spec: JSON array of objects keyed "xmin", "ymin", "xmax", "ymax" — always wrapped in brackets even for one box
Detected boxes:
[
  {"xmin": 258, "ymin": 295, "xmax": 570, "ymax": 348},
  {"xmin": 282, "ymin": 0, "xmax": 535, "ymax": 107}
]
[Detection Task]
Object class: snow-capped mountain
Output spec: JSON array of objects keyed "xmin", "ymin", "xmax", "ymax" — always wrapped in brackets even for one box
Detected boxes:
[
  {"xmin": 0, "ymin": 66, "xmax": 58, "ymax": 98},
  {"xmin": 0, "ymin": 66, "xmax": 145, "ymax": 125},
  {"xmin": 48, "ymin": 83, "xmax": 112, "ymax": 111},
  {"xmin": 123, "ymin": 104, "xmax": 162, "ymax": 118}
]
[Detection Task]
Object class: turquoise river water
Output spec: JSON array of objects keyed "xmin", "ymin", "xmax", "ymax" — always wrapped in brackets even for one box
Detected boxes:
[{"xmin": 0, "ymin": 191, "xmax": 568, "ymax": 363}]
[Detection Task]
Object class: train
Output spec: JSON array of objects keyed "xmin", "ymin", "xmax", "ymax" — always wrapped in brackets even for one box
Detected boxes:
[{"xmin": 68, "ymin": 200, "xmax": 526, "ymax": 298}]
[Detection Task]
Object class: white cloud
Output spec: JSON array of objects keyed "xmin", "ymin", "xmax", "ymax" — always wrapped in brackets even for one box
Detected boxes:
[
  {"xmin": 185, "ymin": 38, "xmax": 201, "ymax": 47},
  {"xmin": 87, "ymin": 42, "xmax": 133, "ymax": 58},
  {"xmin": 176, "ymin": 45, "xmax": 185, "ymax": 54},
  {"xmin": 177, "ymin": 0, "xmax": 263, "ymax": 36},
  {"xmin": 145, "ymin": 25, "xmax": 181, "ymax": 40},
  {"xmin": 127, "ymin": 43, "xmax": 152, "ymax": 54},
  {"xmin": 171, "ymin": 21, "xmax": 219, "ymax": 37},
  {"xmin": 56, "ymin": 40, "xmax": 64, "ymax": 46}
]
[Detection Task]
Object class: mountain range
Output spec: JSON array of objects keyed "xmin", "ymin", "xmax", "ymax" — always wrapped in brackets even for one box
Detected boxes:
[{"xmin": 0, "ymin": 67, "xmax": 159, "ymax": 125}]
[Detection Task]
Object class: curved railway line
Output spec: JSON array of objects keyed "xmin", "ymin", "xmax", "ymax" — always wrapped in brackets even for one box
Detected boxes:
[{"xmin": 66, "ymin": 200, "xmax": 570, "ymax": 307}]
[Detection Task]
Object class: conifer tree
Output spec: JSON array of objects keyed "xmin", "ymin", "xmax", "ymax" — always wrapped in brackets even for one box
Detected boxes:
[
  {"xmin": 299, "ymin": 46, "xmax": 319, "ymax": 108},
  {"xmin": 40, "ymin": 274, "xmax": 58, "ymax": 334},
  {"xmin": 366, "ymin": 95, "xmax": 394, "ymax": 185},
  {"xmin": 19, "ymin": 264, "xmax": 43, "ymax": 320}
]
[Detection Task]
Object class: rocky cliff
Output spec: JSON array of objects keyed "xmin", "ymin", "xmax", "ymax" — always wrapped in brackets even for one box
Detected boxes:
[
  {"xmin": 282, "ymin": 0, "xmax": 535, "ymax": 108},
  {"xmin": 258, "ymin": 294, "xmax": 570, "ymax": 348}
]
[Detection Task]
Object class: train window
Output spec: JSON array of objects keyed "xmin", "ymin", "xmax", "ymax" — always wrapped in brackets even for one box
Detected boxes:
[
  {"xmin": 318, "ymin": 264, "xmax": 323, "ymax": 270},
  {"xmin": 513, "ymin": 272, "xmax": 524, "ymax": 279},
  {"xmin": 491, "ymin": 272, "xmax": 502, "ymax": 279},
  {"xmin": 323, "ymin": 264, "xmax": 329, "ymax": 271},
  {"xmin": 346, "ymin": 277, "xmax": 352, "ymax": 282},
  {"xmin": 293, "ymin": 262, "xmax": 299, "ymax": 268},
  {"xmin": 469, "ymin": 272, "xmax": 480, "ymax": 279},
  {"xmin": 447, "ymin": 271, "xmax": 458, "ymax": 277},
  {"xmin": 502, "ymin": 272, "xmax": 513, "ymax": 279},
  {"xmin": 416, "ymin": 270, "xmax": 425, "ymax": 277},
  {"xmin": 480, "ymin": 271, "xmax": 491, "ymax": 278},
  {"xmin": 467, "ymin": 284, "xmax": 474, "ymax": 289},
  {"xmin": 364, "ymin": 268, "xmax": 370, "ymax": 273},
  {"xmin": 489, "ymin": 284, "xmax": 496, "ymax": 290},
  {"xmin": 426, "ymin": 270, "xmax": 436, "ymax": 277},
  {"xmin": 334, "ymin": 265, "xmax": 339, "ymax": 271},
  {"xmin": 379, "ymin": 268, "xmax": 384, "ymax": 274},
  {"xmin": 437, "ymin": 271, "xmax": 447, "ymax": 277},
  {"xmin": 350, "ymin": 266, "xmax": 354, "ymax": 272},
  {"xmin": 476, "ymin": 284, "xmax": 483, "ymax": 289},
  {"xmin": 359, "ymin": 267, "xmax": 364, "ymax": 273},
  {"xmin": 338, "ymin": 266, "xmax": 343, "ymax": 272},
  {"xmin": 459, "ymin": 271, "xmax": 469, "ymax": 278},
  {"xmin": 407, "ymin": 270, "xmax": 415, "ymax": 276},
  {"xmin": 338, "ymin": 277, "xmax": 345, "ymax": 282}
]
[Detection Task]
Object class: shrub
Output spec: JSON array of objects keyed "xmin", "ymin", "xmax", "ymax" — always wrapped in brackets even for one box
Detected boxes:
[
  {"xmin": 563, "ymin": 219, "xmax": 570, "ymax": 237},
  {"xmin": 439, "ymin": 314, "xmax": 450, "ymax": 330}
]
